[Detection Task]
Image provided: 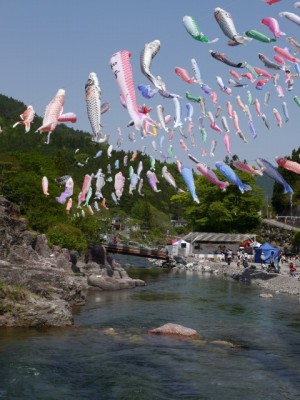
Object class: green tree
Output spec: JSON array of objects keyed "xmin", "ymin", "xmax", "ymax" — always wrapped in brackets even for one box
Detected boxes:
[
  {"xmin": 53, "ymin": 151, "xmax": 68, "ymax": 176},
  {"xmin": 74, "ymin": 213, "xmax": 111, "ymax": 245},
  {"xmin": 271, "ymin": 151, "xmax": 300, "ymax": 216},
  {"xmin": 130, "ymin": 198, "xmax": 175, "ymax": 242},
  {"xmin": 47, "ymin": 223, "xmax": 87, "ymax": 252},
  {"xmin": 131, "ymin": 200, "xmax": 153, "ymax": 228},
  {"xmin": 171, "ymin": 169, "xmax": 263, "ymax": 233}
]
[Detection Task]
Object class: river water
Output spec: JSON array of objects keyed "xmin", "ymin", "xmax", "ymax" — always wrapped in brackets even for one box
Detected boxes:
[{"xmin": 1, "ymin": 256, "xmax": 300, "ymax": 399}]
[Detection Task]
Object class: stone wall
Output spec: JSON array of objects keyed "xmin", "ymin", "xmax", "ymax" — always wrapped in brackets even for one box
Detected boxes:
[{"xmin": 258, "ymin": 219, "xmax": 297, "ymax": 251}]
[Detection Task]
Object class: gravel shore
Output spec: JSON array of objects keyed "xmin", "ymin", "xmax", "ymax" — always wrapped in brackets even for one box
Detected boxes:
[{"xmin": 170, "ymin": 258, "xmax": 300, "ymax": 300}]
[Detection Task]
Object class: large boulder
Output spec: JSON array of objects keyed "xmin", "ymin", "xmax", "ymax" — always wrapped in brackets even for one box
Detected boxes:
[
  {"xmin": 0, "ymin": 296, "xmax": 73, "ymax": 328},
  {"xmin": 85, "ymin": 245, "xmax": 108, "ymax": 265},
  {"xmin": 148, "ymin": 323, "xmax": 201, "ymax": 338},
  {"xmin": 88, "ymin": 274, "xmax": 145, "ymax": 290},
  {"xmin": 84, "ymin": 244, "xmax": 146, "ymax": 290},
  {"xmin": 0, "ymin": 196, "xmax": 87, "ymax": 327},
  {"xmin": 34, "ymin": 234, "xmax": 51, "ymax": 257}
]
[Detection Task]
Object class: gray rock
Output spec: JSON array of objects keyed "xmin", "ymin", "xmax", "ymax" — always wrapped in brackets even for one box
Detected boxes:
[
  {"xmin": 88, "ymin": 274, "xmax": 145, "ymax": 290},
  {"xmin": 85, "ymin": 245, "xmax": 108, "ymax": 265},
  {"xmin": 0, "ymin": 196, "xmax": 145, "ymax": 327},
  {"xmin": 0, "ymin": 196, "xmax": 87, "ymax": 327},
  {"xmin": 0, "ymin": 297, "xmax": 73, "ymax": 328},
  {"xmin": 35, "ymin": 234, "xmax": 51, "ymax": 257},
  {"xmin": 173, "ymin": 255, "xmax": 187, "ymax": 265}
]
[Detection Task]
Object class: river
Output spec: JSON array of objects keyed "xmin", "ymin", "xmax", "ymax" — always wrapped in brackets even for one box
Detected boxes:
[{"xmin": 0, "ymin": 256, "xmax": 300, "ymax": 399}]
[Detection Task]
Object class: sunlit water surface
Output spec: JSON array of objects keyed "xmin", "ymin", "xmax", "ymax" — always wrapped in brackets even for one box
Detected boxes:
[{"xmin": 1, "ymin": 255, "xmax": 300, "ymax": 399}]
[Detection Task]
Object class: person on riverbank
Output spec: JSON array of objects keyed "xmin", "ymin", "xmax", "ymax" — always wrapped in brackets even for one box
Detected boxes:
[
  {"xmin": 112, "ymin": 233, "xmax": 119, "ymax": 245},
  {"xmin": 277, "ymin": 250, "xmax": 283, "ymax": 269},
  {"xmin": 269, "ymin": 250, "xmax": 281, "ymax": 273},
  {"xmin": 226, "ymin": 249, "xmax": 232, "ymax": 266},
  {"xmin": 270, "ymin": 251, "xmax": 275, "ymax": 267},
  {"xmin": 289, "ymin": 262, "xmax": 297, "ymax": 277},
  {"xmin": 241, "ymin": 251, "xmax": 249, "ymax": 265},
  {"xmin": 236, "ymin": 254, "xmax": 241, "ymax": 268},
  {"xmin": 260, "ymin": 251, "xmax": 266, "ymax": 269},
  {"xmin": 243, "ymin": 257, "xmax": 249, "ymax": 269}
]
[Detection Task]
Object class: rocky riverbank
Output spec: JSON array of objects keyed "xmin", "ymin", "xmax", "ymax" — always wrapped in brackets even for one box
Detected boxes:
[
  {"xmin": 169, "ymin": 257, "xmax": 300, "ymax": 299},
  {"xmin": 0, "ymin": 196, "xmax": 145, "ymax": 328},
  {"xmin": 2, "ymin": 193, "xmax": 299, "ymax": 327}
]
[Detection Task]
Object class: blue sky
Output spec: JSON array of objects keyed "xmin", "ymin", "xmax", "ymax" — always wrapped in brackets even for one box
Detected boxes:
[{"xmin": 1, "ymin": 0, "xmax": 299, "ymax": 170}]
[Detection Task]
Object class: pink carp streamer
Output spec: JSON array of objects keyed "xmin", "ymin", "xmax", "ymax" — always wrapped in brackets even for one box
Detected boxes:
[
  {"xmin": 223, "ymin": 133, "xmax": 232, "ymax": 155},
  {"xmin": 273, "ymin": 46, "xmax": 300, "ymax": 63},
  {"xmin": 114, "ymin": 171, "xmax": 126, "ymax": 200},
  {"xmin": 36, "ymin": 89, "xmax": 64, "ymax": 143},
  {"xmin": 232, "ymin": 160, "xmax": 263, "ymax": 176},
  {"xmin": 36, "ymin": 89, "xmax": 76, "ymax": 144},
  {"xmin": 261, "ymin": 0, "xmax": 282, "ymax": 5},
  {"xmin": 273, "ymin": 108, "xmax": 283, "ymax": 127},
  {"xmin": 42, "ymin": 176, "xmax": 49, "ymax": 196},
  {"xmin": 180, "ymin": 139, "xmax": 189, "ymax": 151},
  {"xmin": 261, "ymin": 17, "xmax": 286, "ymax": 38},
  {"xmin": 110, "ymin": 50, "xmax": 155, "ymax": 134},
  {"xmin": 57, "ymin": 112, "xmax": 77, "ymax": 123},
  {"xmin": 66, "ymin": 198, "xmax": 72, "ymax": 214},
  {"xmin": 175, "ymin": 67, "xmax": 196, "ymax": 84},
  {"xmin": 110, "ymin": 50, "xmax": 143, "ymax": 131},
  {"xmin": 79, "ymin": 175, "xmax": 92, "ymax": 203},
  {"xmin": 196, "ymin": 162, "xmax": 229, "ymax": 191},
  {"xmin": 13, "ymin": 105, "xmax": 35, "ymax": 133},
  {"xmin": 276, "ymin": 157, "xmax": 300, "ymax": 174}
]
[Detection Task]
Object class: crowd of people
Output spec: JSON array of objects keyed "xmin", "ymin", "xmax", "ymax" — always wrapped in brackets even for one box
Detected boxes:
[
  {"xmin": 219, "ymin": 248, "xmax": 252, "ymax": 268},
  {"xmin": 219, "ymin": 248, "xmax": 299, "ymax": 277},
  {"xmin": 260, "ymin": 250, "xmax": 299, "ymax": 277}
]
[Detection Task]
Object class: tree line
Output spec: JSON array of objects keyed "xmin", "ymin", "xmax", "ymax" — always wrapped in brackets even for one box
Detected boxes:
[{"xmin": 1, "ymin": 93, "xmax": 296, "ymax": 252}]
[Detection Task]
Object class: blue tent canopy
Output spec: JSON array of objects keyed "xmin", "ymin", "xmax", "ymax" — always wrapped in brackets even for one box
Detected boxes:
[{"xmin": 254, "ymin": 242, "xmax": 278, "ymax": 263}]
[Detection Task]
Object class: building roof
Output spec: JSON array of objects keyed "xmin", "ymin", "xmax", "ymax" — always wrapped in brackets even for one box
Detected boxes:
[{"xmin": 183, "ymin": 232, "xmax": 256, "ymax": 243}]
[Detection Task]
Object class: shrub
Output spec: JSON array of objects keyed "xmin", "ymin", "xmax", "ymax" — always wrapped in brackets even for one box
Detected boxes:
[
  {"xmin": 47, "ymin": 223, "xmax": 88, "ymax": 252},
  {"xmin": 0, "ymin": 280, "xmax": 31, "ymax": 302}
]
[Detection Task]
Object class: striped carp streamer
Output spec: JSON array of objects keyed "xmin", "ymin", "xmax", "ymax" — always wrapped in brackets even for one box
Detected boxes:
[{"xmin": 85, "ymin": 72, "xmax": 102, "ymax": 143}]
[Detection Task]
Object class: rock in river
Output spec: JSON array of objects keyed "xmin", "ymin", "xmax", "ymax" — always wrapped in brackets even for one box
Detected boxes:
[{"xmin": 148, "ymin": 323, "xmax": 201, "ymax": 338}]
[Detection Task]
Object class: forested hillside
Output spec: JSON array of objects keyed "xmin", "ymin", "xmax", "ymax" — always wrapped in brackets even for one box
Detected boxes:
[
  {"xmin": 0, "ymin": 94, "xmax": 188, "ymax": 250},
  {"xmin": 1, "ymin": 93, "xmax": 294, "ymax": 252}
]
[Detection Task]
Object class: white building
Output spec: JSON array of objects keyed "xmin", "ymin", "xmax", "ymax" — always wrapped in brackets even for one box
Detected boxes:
[
  {"xmin": 167, "ymin": 239, "xmax": 190, "ymax": 257},
  {"xmin": 182, "ymin": 232, "xmax": 256, "ymax": 260}
]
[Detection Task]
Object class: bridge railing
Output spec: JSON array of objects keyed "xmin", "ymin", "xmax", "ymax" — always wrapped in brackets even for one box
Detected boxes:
[{"xmin": 103, "ymin": 243, "xmax": 168, "ymax": 260}]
